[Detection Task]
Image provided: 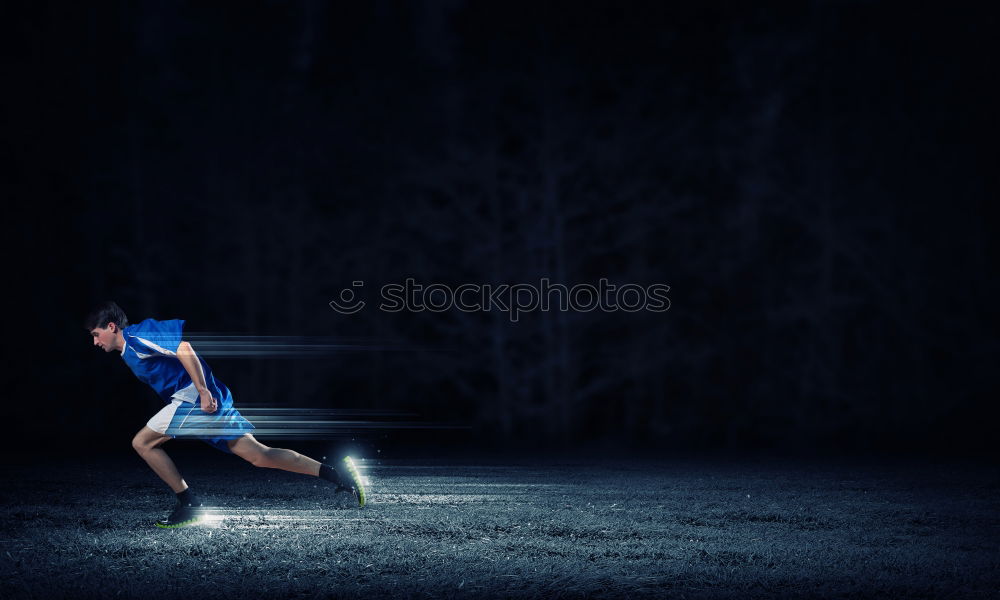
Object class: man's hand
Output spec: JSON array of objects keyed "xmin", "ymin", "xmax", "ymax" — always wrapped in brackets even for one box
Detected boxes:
[{"xmin": 199, "ymin": 389, "xmax": 218, "ymax": 413}]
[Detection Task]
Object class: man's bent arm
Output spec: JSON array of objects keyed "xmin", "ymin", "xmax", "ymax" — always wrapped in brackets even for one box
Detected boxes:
[
  {"xmin": 176, "ymin": 341, "xmax": 209, "ymax": 392},
  {"xmin": 176, "ymin": 341, "xmax": 217, "ymax": 412}
]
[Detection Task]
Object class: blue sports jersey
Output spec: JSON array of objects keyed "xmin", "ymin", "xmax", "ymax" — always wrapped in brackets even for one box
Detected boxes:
[
  {"xmin": 121, "ymin": 318, "xmax": 254, "ymax": 452},
  {"xmin": 121, "ymin": 318, "xmax": 229, "ymax": 405}
]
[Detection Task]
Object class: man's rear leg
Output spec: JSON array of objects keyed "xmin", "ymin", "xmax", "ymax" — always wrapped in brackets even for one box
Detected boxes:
[
  {"xmin": 228, "ymin": 434, "xmax": 366, "ymax": 506},
  {"xmin": 227, "ymin": 434, "xmax": 321, "ymax": 475}
]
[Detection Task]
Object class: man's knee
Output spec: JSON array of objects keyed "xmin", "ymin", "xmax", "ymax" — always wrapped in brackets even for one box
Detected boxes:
[
  {"xmin": 248, "ymin": 449, "xmax": 274, "ymax": 468},
  {"xmin": 132, "ymin": 430, "xmax": 165, "ymax": 454},
  {"xmin": 235, "ymin": 442, "xmax": 273, "ymax": 468}
]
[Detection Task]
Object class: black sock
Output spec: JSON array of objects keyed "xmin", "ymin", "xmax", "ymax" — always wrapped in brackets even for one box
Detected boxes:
[
  {"xmin": 177, "ymin": 488, "xmax": 198, "ymax": 506},
  {"xmin": 319, "ymin": 463, "xmax": 346, "ymax": 487}
]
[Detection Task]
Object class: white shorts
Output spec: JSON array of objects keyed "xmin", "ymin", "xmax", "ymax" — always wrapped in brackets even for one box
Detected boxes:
[
  {"xmin": 146, "ymin": 398, "xmax": 194, "ymax": 434},
  {"xmin": 143, "ymin": 396, "xmax": 254, "ymax": 453}
]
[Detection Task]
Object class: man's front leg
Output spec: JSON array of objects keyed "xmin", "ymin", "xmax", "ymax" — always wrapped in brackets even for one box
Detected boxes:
[{"xmin": 132, "ymin": 427, "xmax": 188, "ymax": 493}]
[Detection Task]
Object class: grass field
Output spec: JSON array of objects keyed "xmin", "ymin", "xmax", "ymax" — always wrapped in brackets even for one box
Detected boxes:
[{"xmin": 0, "ymin": 449, "xmax": 997, "ymax": 598}]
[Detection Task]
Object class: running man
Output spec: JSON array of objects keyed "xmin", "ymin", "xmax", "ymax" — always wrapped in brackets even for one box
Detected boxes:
[{"xmin": 85, "ymin": 300, "xmax": 366, "ymax": 528}]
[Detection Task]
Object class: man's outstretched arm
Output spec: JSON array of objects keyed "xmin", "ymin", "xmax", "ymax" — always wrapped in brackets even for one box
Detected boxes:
[{"xmin": 176, "ymin": 341, "xmax": 217, "ymax": 413}]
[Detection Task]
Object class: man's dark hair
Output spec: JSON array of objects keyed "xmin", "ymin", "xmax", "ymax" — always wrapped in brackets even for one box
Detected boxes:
[{"xmin": 85, "ymin": 300, "xmax": 129, "ymax": 331}]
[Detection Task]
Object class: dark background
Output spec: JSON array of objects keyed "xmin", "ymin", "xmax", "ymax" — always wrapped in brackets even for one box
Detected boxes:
[{"xmin": 4, "ymin": 1, "xmax": 997, "ymax": 459}]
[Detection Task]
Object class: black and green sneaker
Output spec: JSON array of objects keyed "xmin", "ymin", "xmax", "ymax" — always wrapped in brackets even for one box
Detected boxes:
[
  {"xmin": 342, "ymin": 456, "xmax": 367, "ymax": 507},
  {"xmin": 155, "ymin": 502, "xmax": 204, "ymax": 528}
]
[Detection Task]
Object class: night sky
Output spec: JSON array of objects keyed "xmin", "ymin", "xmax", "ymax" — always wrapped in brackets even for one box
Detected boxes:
[{"xmin": 5, "ymin": 1, "xmax": 997, "ymax": 458}]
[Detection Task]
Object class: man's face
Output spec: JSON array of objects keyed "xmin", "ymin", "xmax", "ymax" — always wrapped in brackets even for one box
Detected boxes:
[{"xmin": 91, "ymin": 324, "xmax": 120, "ymax": 352}]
